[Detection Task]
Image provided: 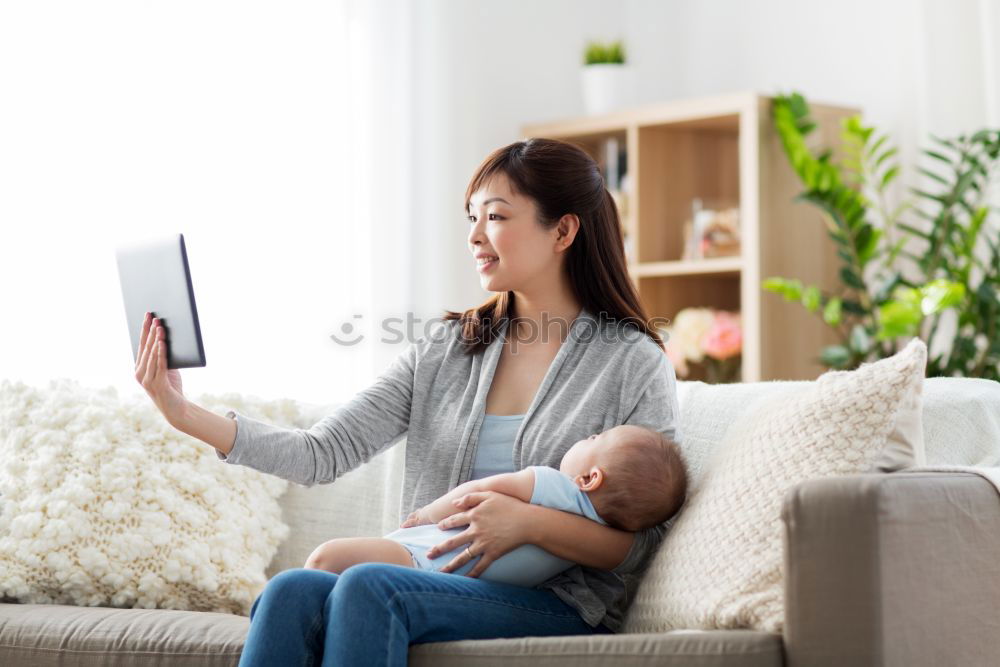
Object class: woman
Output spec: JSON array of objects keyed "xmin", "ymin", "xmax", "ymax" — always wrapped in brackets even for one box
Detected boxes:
[{"xmin": 135, "ymin": 137, "xmax": 681, "ymax": 666}]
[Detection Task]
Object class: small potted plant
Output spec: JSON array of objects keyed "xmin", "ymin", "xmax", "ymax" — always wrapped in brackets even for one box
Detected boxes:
[{"xmin": 580, "ymin": 39, "xmax": 635, "ymax": 115}]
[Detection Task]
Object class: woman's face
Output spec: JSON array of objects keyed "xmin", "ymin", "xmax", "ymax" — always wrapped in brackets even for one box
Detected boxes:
[{"xmin": 467, "ymin": 173, "xmax": 567, "ymax": 294}]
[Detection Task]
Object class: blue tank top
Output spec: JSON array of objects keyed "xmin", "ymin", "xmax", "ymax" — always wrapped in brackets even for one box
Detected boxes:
[{"xmin": 469, "ymin": 413, "xmax": 524, "ymax": 480}]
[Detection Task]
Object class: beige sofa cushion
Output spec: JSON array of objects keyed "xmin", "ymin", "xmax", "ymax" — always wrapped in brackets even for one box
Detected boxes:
[
  {"xmin": 0, "ymin": 602, "xmax": 246, "ymax": 667},
  {"xmin": 623, "ymin": 339, "xmax": 927, "ymax": 634},
  {"xmin": 410, "ymin": 629, "xmax": 783, "ymax": 667},
  {"xmin": 0, "ymin": 602, "xmax": 782, "ymax": 667}
]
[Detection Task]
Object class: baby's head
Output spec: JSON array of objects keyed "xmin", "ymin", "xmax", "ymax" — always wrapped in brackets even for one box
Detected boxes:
[{"xmin": 559, "ymin": 425, "xmax": 687, "ymax": 532}]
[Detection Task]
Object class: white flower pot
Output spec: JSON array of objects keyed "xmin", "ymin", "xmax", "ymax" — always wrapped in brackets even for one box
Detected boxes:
[{"xmin": 580, "ymin": 64, "xmax": 635, "ymax": 115}]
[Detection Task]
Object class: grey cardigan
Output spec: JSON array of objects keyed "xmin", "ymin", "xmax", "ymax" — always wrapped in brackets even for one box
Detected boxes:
[{"xmin": 217, "ymin": 307, "xmax": 681, "ymax": 632}]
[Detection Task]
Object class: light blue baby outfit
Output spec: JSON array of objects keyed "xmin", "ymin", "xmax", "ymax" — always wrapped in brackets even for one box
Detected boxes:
[{"xmin": 382, "ymin": 414, "xmax": 607, "ymax": 587}]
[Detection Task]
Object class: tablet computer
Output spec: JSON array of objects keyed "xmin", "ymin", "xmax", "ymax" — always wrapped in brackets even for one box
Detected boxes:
[{"xmin": 116, "ymin": 233, "xmax": 206, "ymax": 369}]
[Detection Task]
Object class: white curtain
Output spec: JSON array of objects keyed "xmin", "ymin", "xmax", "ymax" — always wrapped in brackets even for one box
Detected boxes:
[{"xmin": 0, "ymin": 0, "xmax": 415, "ymax": 406}]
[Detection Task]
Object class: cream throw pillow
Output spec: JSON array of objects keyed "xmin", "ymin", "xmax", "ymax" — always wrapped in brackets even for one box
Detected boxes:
[
  {"xmin": 0, "ymin": 378, "xmax": 295, "ymax": 615},
  {"xmin": 622, "ymin": 338, "xmax": 927, "ymax": 634}
]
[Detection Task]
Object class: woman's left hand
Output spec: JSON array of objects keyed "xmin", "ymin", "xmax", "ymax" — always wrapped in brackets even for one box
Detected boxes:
[{"xmin": 426, "ymin": 490, "xmax": 532, "ymax": 578}]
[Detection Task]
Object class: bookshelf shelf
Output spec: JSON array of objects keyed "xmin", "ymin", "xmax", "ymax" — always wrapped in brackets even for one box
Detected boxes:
[
  {"xmin": 522, "ymin": 91, "xmax": 859, "ymax": 382},
  {"xmin": 630, "ymin": 257, "xmax": 743, "ymax": 278}
]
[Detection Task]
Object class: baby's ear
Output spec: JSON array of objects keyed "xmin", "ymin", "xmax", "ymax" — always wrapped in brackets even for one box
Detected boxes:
[{"xmin": 578, "ymin": 467, "xmax": 604, "ymax": 492}]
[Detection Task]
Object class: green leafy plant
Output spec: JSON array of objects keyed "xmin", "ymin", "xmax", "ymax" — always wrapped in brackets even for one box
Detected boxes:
[
  {"xmin": 765, "ymin": 92, "xmax": 1000, "ymax": 379},
  {"xmin": 583, "ymin": 40, "xmax": 626, "ymax": 65}
]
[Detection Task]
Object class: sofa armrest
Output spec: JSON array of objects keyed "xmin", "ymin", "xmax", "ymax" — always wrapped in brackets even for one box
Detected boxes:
[{"xmin": 781, "ymin": 472, "xmax": 1000, "ymax": 667}]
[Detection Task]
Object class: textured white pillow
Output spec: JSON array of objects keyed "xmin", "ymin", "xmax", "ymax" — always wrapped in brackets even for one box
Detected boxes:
[
  {"xmin": 0, "ymin": 378, "xmax": 296, "ymax": 615},
  {"xmin": 623, "ymin": 338, "xmax": 928, "ymax": 634}
]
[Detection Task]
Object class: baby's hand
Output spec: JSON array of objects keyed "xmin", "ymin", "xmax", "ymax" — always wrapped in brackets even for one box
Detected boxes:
[{"xmin": 400, "ymin": 508, "xmax": 432, "ymax": 528}]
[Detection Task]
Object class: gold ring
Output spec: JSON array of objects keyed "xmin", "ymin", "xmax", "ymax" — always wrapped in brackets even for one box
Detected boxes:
[{"xmin": 466, "ymin": 546, "xmax": 474, "ymax": 559}]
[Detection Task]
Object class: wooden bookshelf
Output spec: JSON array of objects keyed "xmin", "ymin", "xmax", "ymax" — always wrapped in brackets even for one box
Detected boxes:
[{"xmin": 522, "ymin": 91, "xmax": 859, "ymax": 382}]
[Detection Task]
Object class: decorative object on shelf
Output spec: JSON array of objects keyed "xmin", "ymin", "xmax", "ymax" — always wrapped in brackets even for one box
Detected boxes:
[
  {"xmin": 659, "ymin": 308, "xmax": 742, "ymax": 384},
  {"xmin": 766, "ymin": 92, "xmax": 1000, "ymax": 380},
  {"xmin": 681, "ymin": 198, "xmax": 741, "ymax": 261},
  {"xmin": 580, "ymin": 39, "xmax": 635, "ymax": 115}
]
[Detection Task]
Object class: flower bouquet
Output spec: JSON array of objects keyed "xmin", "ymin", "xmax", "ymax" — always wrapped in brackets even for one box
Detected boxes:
[{"xmin": 660, "ymin": 308, "xmax": 742, "ymax": 383}]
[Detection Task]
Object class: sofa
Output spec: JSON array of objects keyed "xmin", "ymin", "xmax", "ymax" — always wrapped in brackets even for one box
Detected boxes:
[{"xmin": 1, "ymin": 376, "xmax": 999, "ymax": 666}]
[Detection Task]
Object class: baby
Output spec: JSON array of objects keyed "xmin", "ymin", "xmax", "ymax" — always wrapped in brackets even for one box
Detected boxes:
[{"xmin": 302, "ymin": 424, "xmax": 688, "ymax": 587}]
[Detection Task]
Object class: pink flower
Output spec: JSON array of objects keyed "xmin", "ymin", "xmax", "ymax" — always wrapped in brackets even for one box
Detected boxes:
[{"xmin": 702, "ymin": 311, "xmax": 742, "ymax": 361}]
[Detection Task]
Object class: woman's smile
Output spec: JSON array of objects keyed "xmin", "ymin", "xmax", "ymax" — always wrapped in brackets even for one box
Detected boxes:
[{"xmin": 474, "ymin": 251, "xmax": 499, "ymax": 272}]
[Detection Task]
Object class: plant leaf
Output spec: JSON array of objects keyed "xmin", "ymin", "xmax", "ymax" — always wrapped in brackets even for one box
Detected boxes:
[
  {"xmin": 897, "ymin": 222, "xmax": 931, "ymax": 240},
  {"xmin": 880, "ymin": 165, "xmax": 901, "ymax": 189},
  {"xmin": 762, "ymin": 276, "xmax": 803, "ymax": 301},
  {"xmin": 802, "ymin": 285, "xmax": 821, "ymax": 312},
  {"xmin": 841, "ymin": 266, "xmax": 866, "ymax": 290},
  {"xmin": 917, "ymin": 167, "xmax": 949, "ymax": 186},
  {"xmin": 857, "ymin": 225, "xmax": 882, "ymax": 265},
  {"xmin": 849, "ymin": 324, "xmax": 871, "ymax": 355},
  {"xmin": 820, "ymin": 344, "xmax": 851, "ymax": 368},
  {"xmin": 919, "ymin": 279, "xmax": 966, "ymax": 315},
  {"xmin": 877, "ymin": 301, "xmax": 921, "ymax": 340},
  {"xmin": 867, "ymin": 134, "xmax": 888, "ymax": 159},
  {"xmin": 823, "ymin": 297, "xmax": 843, "ymax": 326},
  {"xmin": 923, "ymin": 148, "xmax": 952, "ymax": 164},
  {"xmin": 874, "ymin": 146, "xmax": 898, "ymax": 170}
]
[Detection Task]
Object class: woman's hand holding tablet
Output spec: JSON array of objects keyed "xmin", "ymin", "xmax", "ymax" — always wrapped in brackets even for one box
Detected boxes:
[
  {"xmin": 135, "ymin": 311, "xmax": 189, "ymax": 427},
  {"xmin": 134, "ymin": 310, "xmax": 238, "ymax": 456},
  {"xmin": 119, "ymin": 236, "xmax": 237, "ymax": 456}
]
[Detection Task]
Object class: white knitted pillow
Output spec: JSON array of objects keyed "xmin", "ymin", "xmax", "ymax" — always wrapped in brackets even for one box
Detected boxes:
[
  {"xmin": 0, "ymin": 378, "xmax": 296, "ymax": 615},
  {"xmin": 622, "ymin": 338, "xmax": 928, "ymax": 634}
]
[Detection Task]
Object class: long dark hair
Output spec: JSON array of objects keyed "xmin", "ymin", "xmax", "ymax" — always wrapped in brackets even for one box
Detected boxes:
[{"xmin": 443, "ymin": 137, "xmax": 665, "ymax": 355}]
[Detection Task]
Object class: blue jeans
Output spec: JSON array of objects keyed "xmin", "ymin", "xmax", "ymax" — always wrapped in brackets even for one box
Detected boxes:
[{"xmin": 238, "ymin": 564, "xmax": 612, "ymax": 666}]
